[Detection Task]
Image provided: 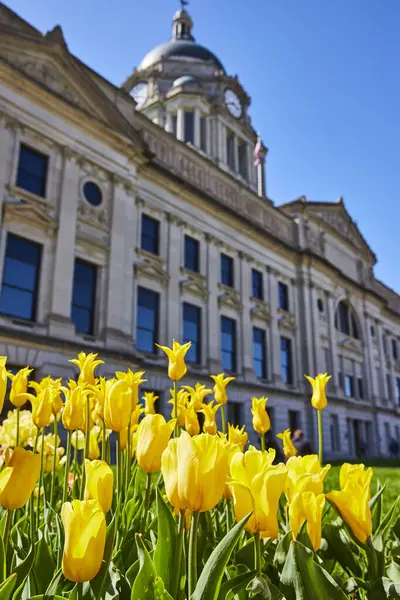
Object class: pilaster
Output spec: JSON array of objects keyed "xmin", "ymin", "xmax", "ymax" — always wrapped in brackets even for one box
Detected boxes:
[
  {"xmin": 177, "ymin": 108, "xmax": 185, "ymax": 142},
  {"xmin": 194, "ymin": 108, "xmax": 201, "ymax": 148},
  {"xmin": 167, "ymin": 214, "xmax": 183, "ymax": 343},
  {"xmin": 0, "ymin": 118, "xmax": 13, "ymax": 230},
  {"xmin": 206, "ymin": 233, "xmax": 222, "ymax": 372},
  {"xmin": 239, "ymin": 252, "xmax": 256, "ymax": 382},
  {"xmin": 327, "ymin": 292, "xmax": 339, "ymax": 393},
  {"xmin": 267, "ymin": 267, "xmax": 281, "ymax": 383},
  {"xmin": 376, "ymin": 322, "xmax": 388, "ymax": 402}
]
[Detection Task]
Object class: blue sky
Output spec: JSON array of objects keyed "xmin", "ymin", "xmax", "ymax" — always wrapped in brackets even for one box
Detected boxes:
[{"xmin": 5, "ymin": 0, "xmax": 400, "ymax": 293}]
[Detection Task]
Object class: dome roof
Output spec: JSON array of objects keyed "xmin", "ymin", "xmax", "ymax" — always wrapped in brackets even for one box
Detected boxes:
[
  {"xmin": 172, "ymin": 75, "xmax": 199, "ymax": 87},
  {"xmin": 138, "ymin": 40, "xmax": 225, "ymax": 72}
]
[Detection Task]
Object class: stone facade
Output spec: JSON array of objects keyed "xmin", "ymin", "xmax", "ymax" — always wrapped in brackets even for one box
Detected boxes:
[{"xmin": 0, "ymin": 3, "xmax": 399, "ymax": 458}]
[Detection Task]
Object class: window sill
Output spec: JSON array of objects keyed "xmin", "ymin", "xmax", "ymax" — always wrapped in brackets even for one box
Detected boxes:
[{"xmin": 6, "ymin": 184, "xmax": 51, "ymax": 208}]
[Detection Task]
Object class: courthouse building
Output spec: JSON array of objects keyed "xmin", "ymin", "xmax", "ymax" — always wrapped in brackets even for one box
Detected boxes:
[{"xmin": 0, "ymin": 3, "xmax": 399, "ymax": 458}]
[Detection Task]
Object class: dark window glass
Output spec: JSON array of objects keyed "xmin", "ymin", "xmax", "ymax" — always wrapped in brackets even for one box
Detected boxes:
[
  {"xmin": 344, "ymin": 374, "xmax": 354, "ymax": 397},
  {"xmin": 335, "ymin": 301, "xmax": 359, "ymax": 339},
  {"xmin": 330, "ymin": 415, "xmax": 340, "ymax": 452},
  {"xmin": 226, "ymin": 132, "xmax": 235, "ymax": 170},
  {"xmin": 221, "ymin": 316, "xmax": 236, "ymax": 372},
  {"xmin": 184, "ymin": 111, "xmax": 194, "ymax": 144},
  {"xmin": 387, "ymin": 374, "xmax": 393, "ymax": 402},
  {"xmin": 278, "ymin": 282, "xmax": 289, "ymax": 311},
  {"xmin": 253, "ymin": 327, "xmax": 267, "ymax": 379},
  {"xmin": 317, "ymin": 298, "xmax": 324, "ymax": 313},
  {"xmin": 71, "ymin": 259, "xmax": 97, "ymax": 335},
  {"xmin": 141, "ymin": 214, "xmax": 159, "ymax": 255},
  {"xmin": 266, "ymin": 406, "xmax": 275, "ymax": 435},
  {"xmin": 228, "ymin": 402, "xmax": 242, "ymax": 426},
  {"xmin": 83, "ymin": 181, "xmax": 102, "ymax": 207},
  {"xmin": 357, "ymin": 377, "xmax": 364, "ymax": 400},
  {"xmin": 172, "ymin": 115, "xmax": 177, "ymax": 137},
  {"xmin": 184, "ymin": 236, "xmax": 200, "ymax": 272},
  {"xmin": 221, "ymin": 253, "xmax": 234, "ymax": 287},
  {"xmin": 136, "ymin": 287, "xmax": 159, "ymax": 353},
  {"xmin": 350, "ymin": 313, "xmax": 359, "ymax": 339},
  {"xmin": 280, "ymin": 337, "xmax": 293, "ymax": 384},
  {"xmin": 16, "ymin": 144, "xmax": 48, "ymax": 197},
  {"xmin": 396, "ymin": 377, "xmax": 400, "ymax": 404},
  {"xmin": 392, "ymin": 339, "xmax": 398, "ymax": 360},
  {"xmin": 183, "ymin": 303, "xmax": 201, "ymax": 364},
  {"xmin": 252, "ymin": 269, "xmax": 263, "ymax": 300},
  {"xmin": 0, "ymin": 234, "xmax": 41, "ymax": 321},
  {"xmin": 370, "ymin": 325, "xmax": 375, "ymax": 337},
  {"xmin": 238, "ymin": 141, "xmax": 248, "ymax": 180},
  {"xmin": 288, "ymin": 410, "xmax": 301, "ymax": 432},
  {"xmin": 200, "ymin": 116, "xmax": 207, "ymax": 152}
]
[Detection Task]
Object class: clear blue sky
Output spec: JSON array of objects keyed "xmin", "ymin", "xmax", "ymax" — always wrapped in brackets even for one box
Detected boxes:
[{"xmin": 5, "ymin": 0, "xmax": 400, "ymax": 293}]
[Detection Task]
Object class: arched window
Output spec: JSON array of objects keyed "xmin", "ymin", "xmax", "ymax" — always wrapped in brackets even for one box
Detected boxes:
[{"xmin": 334, "ymin": 301, "xmax": 360, "ymax": 339}]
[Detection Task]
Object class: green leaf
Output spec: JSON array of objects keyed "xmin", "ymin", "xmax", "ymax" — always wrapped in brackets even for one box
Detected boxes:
[
  {"xmin": 367, "ymin": 577, "xmax": 400, "ymax": 599},
  {"xmin": 387, "ymin": 562, "xmax": 400, "ymax": 585},
  {"xmin": 280, "ymin": 540, "xmax": 348, "ymax": 600},
  {"xmin": 90, "ymin": 503, "xmax": 119, "ymax": 600},
  {"xmin": 131, "ymin": 534, "xmax": 173, "ymax": 600},
  {"xmin": 11, "ymin": 546, "xmax": 35, "ymax": 600},
  {"xmin": 374, "ymin": 497, "xmax": 400, "ymax": 543},
  {"xmin": 44, "ymin": 568, "xmax": 63, "ymax": 596},
  {"xmin": 153, "ymin": 488, "xmax": 177, "ymax": 595},
  {"xmin": 28, "ymin": 596, "xmax": 66, "ymax": 599},
  {"xmin": 235, "ymin": 538, "xmax": 255, "ymax": 570},
  {"xmin": 33, "ymin": 534, "xmax": 56, "ymax": 594},
  {"xmin": 191, "ymin": 512, "xmax": 252, "ymax": 600},
  {"xmin": 247, "ymin": 575, "xmax": 273, "ymax": 599},
  {"xmin": 218, "ymin": 569, "xmax": 256, "ymax": 600},
  {"xmin": 371, "ymin": 481, "xmax": 385, "ymax": 532},
  {"xmin": 274, "ymin": 530, "xmax": 293, "ymax": 570},
  {"xmin": 323, "ymin": 523, "xmax": 362, "ymax": 577},
  {"xmin": 0, "ymin": 534, "xmax": 6, "ymax": 583},
  {"xmin": 0, "ymin": 573, "xmax": 17, "ymax": 600}
]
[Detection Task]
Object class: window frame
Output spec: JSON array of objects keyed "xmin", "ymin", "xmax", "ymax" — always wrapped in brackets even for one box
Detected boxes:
[
  {"xmin": 253, "ymin": 327, "xmax": 267, "ymax": 379},
  {"xmin": 136, "ymin": 286, "xmax": 160, "ymax": 354},
  {"xmin": 71, "ymin": 258, "xmax": 97, "ymax": 336},
  {"xmin": 184, "ymin": 110, "xmax": 195, "ymax": 144},
  {"xmin": 335, "ymin": 301, "xmax": 360, "ymax": 339},
  {"xmin": 184, "ymin": 235, "xmax": 200, "ymax": 273},
  {"xmin": 16, "ymin": 143, "xmax": 48, "ymax": 198},
  {"xmin": 182, "ymin": 302, "xmax": 201, "ymax": 365},
  {"xmin": 226, "ymin": 131, "xmax": 235, "ymax": 170},
  {"xmin": 344, "ymin": 374, "xmax": 354, "ymax": 398},
  {"xmin": 220, "ymin": 253, "xmax": 234, "ymax": 288},
  {"xmin": 251, "ymin": 268, "xmax": 264, "ymax": 300},
  {"xmin": 221, "ymin": 316, "xmax": 237, "ymax": 373},
  {"xmin": 141, "ymin": 214, "xmax": 160, "ymax": 255},
  {"xmin": 238, "ymin": 140, "xmax": 248, "ymax": 180},
  {"xmin": 280, "ymin": 336, "xmax": 293, "ymax": 385},
  {"xmin": 278, "ymin": 281, "xmax": 289, "ymax": 311}
]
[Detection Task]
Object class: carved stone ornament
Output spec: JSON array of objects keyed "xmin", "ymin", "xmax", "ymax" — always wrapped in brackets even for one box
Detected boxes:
[
  {"xmin": 395, "ymin": 359, "xmax": 400, "ymax": 374},
  {"xmin": 217, "ymin": 284, "xmax": 242, "ymax": 312},
  {"xmin": 338, "ymin": 337, "xmax": 363, "ymax": 355},
  {"xmin": 277, "ymin": 308, "xmax": 296, "ymax": 332},
  {"xmin": 180, "ymin": 269, "xmax": 208, "ymax": 301},
  {"xmin": 2, "ymin": 198, "xmax": 57, "ymax": 235},
  {"xmin": 134, "ymin": 249, "xmax": 169, "ymax": 285},
  {"xmin": 315, "ymin": 211, "xmax": 361, "ymax": 249},
  {"xmin": 304, "ymin": 222, "xmax": 324, "ymax": 255},
  {"xmin": 75, "ymin": 222, "xmax": 109, "ymax": 250},
  {"xmin": 250, "ymin": 299, "xmax": 271, "ymax": 323}
]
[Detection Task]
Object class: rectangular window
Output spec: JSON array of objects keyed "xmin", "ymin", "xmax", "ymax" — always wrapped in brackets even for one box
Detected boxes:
[
  {"xmin": 330, "ymin": 414, "xmax": 341, "ymax": 452},
  {"xmin": 183, "ymin": 303, "xmax": 201, "ymax": 365},
  {"xmin": 384, "ymin": 422, "xmax": 391, "ymax": 453},
  {"xmin": 141, "ymin": 214, "xmax": 159, "ymax": 255},
  {"xmin": 226, "ymin": 131, "xmax": 235, "ymax": 170},
  {"xmin": 392, "ymin": 339, "xmax": 398, "ymax": 360},
  {"xmin": 278, "ymin": 281, "xmax": 289, "ymax": 311},
  {"xmin": 387, "ymin": 374, "xmax": 393, "ymax": 402},
  {"xmin": 238, "ymin": 140, "xmax": 248, "ymax": 180},
  {"xmin": 221, "ymin": 253, "xmax": 234, "ymax": 287},
  {"xmin": 357, "ymin": 377, "xmax": 364, "ymax": 400},
  {"xmin": 0, "ymin": 233, "xmax": 42, "ymax": 321},
  {"xmin": 200, "ymin": 116, "xmax": 207, "ymax": 152},
  {"xmin": 184, "ymin": 111, "xmax": 195, "ymax": 144},
  {"xmin": 344, "ymin": 374, "xmax": 354, "ymax": 398},
  {"xmin": 221, "ymin": 316, "xmax": 236, "ymax": 372},
  {"xmin": 251, "ymin": 268, "xmax": 263, "ymax": 300},
  {"xmin": 288, "ymin": 410, "xmax": 301, "ymax": 432},
  {"xmin": 253, "ymin": 327, "xmax": 267, "ymax": 379},
  {"xmin": 136, "ymin": 287, "xmax": 159, "ymax": 353},
  {"xmin": 172, "ymin": 115, "xmax": 178, "ymax": 137},
  {"xmin": 16, "ymin": 144, "xmax": 48, "ymax": 197},
  {"xmin": 71, "ymin": 259, "xmax": 97, "ymax": 335},
  {"xmin": 396, "ymin": 377, "xmax": 400, "ymax": 404},
  {"xmin": 184, "ymin": 235, "xmax": 200, "ymax": 272},
  {"xmin": 280, "ymin": 337, "xmax": 293, "ymax": 384},
  {"xmin": 228, "ymin": 402, "xmax": 242, "ymax": 426}
]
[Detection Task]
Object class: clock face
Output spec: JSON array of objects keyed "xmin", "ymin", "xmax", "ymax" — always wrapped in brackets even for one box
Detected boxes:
[
  {"xmin": 224, "ymin": 89, "xmax": 242, "ymax": 119},
  {"xmin": 131, "ymin": 82, "xmax": 149, "ymax": 107}
]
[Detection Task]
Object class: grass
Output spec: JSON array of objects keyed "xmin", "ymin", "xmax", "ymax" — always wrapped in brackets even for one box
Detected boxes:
[{"xmin": 326, "ymin": 466, "xmax": 400, "ymax": 514}]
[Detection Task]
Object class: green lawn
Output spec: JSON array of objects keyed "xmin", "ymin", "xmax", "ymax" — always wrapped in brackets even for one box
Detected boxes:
[{"xmin": 326, "ymin": 466, "xmax": 400, "ymax": 514}]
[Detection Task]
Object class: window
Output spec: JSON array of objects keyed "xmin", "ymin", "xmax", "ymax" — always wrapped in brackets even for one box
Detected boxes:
[
  {"xmin": 280, "ymin": 337, "xmax": 293, "ymax": 384},
  {"xmin": 251, "ymin": 269, "xmax": 263, "ymax": 300},
  {"xmin": 83, "ymin": 181, "xmax": 102, "ymax": 207},
  {"xmin": 357, "ymin": 377, "xmax": 364, "ymax": 400},
  {"xmin": 184, "ymin": 235, "xmax": 200, "ymax": 272},
  {"xmin": 396, "ymin": 378, "xmax": 400, "ymax": 404},
  {"xmin": 335, "ymin": 301, "xmax": 359, "ymax": 339},
  {"xmin": 392, "ymin": 339, "xmax": 398, "ymax": 360},
  {"xmin": 183, "ymin": 303, "xmax": 201, "ymax": 365},
  {"xmin": 221, "ymin": 254, "xmax": 234, "ymax": 287},
  {"xmin": 387, "ymin": 374, "xmax": 393, "ymax": 402},
  {"xmin": 221, "ymin": 316, "xmax": 236, "ymax": 372},
  {"xmin": 200, "ymin": 116, "xmax": 207, "ymax": 152},
  {"xmin": 238, "ymin": 140, "xmax": 248, "ymax": 180},
  {"xmin": 317, "ymin": 298, "xmax": 324, "ymax": 313},
  {"xmin": 330, "ymin": 414, "xmax": 341, "ymax": 452},
  {"xmin": 71, "ymin": 259, "xmax": 97, "ymax": 335},
  {"xmin": 184, "ymin": 111, "xmax": 194, "ymax": 144},
  {"xmin": 0, "ymin": 234, "xmax": 41, "ymax": 321},
  {"xmin": 172, "ymin": 115, "xmax": 178, "ymax": 137},
  {"xmin": 136, "ymin": 287, "xmax": 159, "ymax": 353},
  {"xmin": 384, "ymin": 422, "xmax": 391, "ymax": 453},
  {"xmin": 288, "ymin": 410, "xmax": 301, "ymax": 432},
  {"xmin": 16, "ymin": 144, "xmax": 48, "ymax": 197},
  {"xmin": 370, "ymin": 325, "xmax": 375, "ymax": 337},
  {"xmin": 228, "ymin": 402, "xmax": 242, "ymax": 426},
  {"xmin": 278, "ymin": 282, "xmax": 289, "ymax": 311},
  {"xmin": 141, "ymin": 214, "xmax": 159, "ymax": 255},
  {"xmin": 344, "ymin": 374, "xmax": 354, "ymax": 398},
  {"xmin": 253, "ymin": 327, "xmax": 267, "ymax": 379},
  {"xmin": 226, "ymin": 131, "xmax": 235, "ymax": 170}
]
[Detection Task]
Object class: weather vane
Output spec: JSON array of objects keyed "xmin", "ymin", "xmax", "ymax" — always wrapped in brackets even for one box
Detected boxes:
[{"xmin": 180, "ymin": 0, "xmax": 189, "ymax": 8}]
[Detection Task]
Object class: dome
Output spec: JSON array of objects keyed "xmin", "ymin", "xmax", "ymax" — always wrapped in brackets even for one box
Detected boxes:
[
  {"xmin": 138, "ymin": 40, "xmax": 225, "ymax": 73},
  {"xmin": 172, "ymin": 75, "xmax": 199, "ymax": 87}
]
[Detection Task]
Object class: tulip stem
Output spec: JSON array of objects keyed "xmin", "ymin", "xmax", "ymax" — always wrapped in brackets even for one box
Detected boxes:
[
  {"xmin": 220, "ymin": 405, "xmax": 227, "ymax": 435},
  {"xmin": 29, "ymin": 428, "xmax": 40, "ymax": 545},
  {"xmin": 3, "ymin": 509, "xmax": 13, "ymax": 557},
  {"xmin": 102, "ymin": 420, "xmax": 107, "ymax": 462},
  {"xmin": 317, "ymin": 410, "xmax": 323, "ymax": 465},
  {"xmin": 37, "ymin": 428, "xmax": 45, "ymax": 529},
  {"xmin": 141, "ymin": 472, "xmax": 152, "ymax": 534},
  {"xmin": 225, "ymin": 497, "xmax": 231, "ymax": 532},
  {"xmin": 260, "ymin": 433, "xmax": 266, "ymax": 451},
  {"xmin": 77, "ymin": 582, "xmax": 83, "ymax": 600},
  {"xmin": 125, "ymin": 422, "xmax": 131, "ymax": 493},
  {"xmin": 50, "ymin": 418, "xmax": 58, "ymax": 508},
  {"xmin": 173, "ymin": 380, "xmax": 180, "ymax": 437},
  {"xmin": 15, "ymin": 406, "xmax": 20, "ymax": 447},
  {"xmin": 254, "ymin": 532, "xmax": 262, "ymax": 576},
  {"xmin": 188, "ymin": 510, "xmax": 200, "ymax": 598},
  {"xmin": 171, "ymin": 509, "xmax": 185, "ymax": 599},
  {"xmin": 62, "ymin": 430, "xmax": 72, "ymax": 507},
  {"xmin": 80, "ymin": 395, "xmax": 91, "ymax": 500}
]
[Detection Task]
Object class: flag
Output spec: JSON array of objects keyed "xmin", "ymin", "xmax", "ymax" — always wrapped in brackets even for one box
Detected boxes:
[{"xmin": 254, "ymin": 136, "xmax": 263, "ymax": 167}]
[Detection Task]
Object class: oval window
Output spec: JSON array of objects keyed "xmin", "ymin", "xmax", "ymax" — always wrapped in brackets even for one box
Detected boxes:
[{"xmin": 83, "ymin": 181, "xmax": 102, "ymax": 207}]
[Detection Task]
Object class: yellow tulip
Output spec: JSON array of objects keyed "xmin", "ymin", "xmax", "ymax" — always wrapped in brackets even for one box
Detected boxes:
[
  {"xmin": 30, "ymin": 388, "xmax": 54, "ymax": 429},
  {"xmin": 136, "ymin": 414, "xmax": 176, "ymax": 473},
  {"xmin": 143, "ymin": 391, "xmax": 158, "ymax": 415},
  {"xmin": 200, "ymin": 400, "xmax": 220, "ymax": 435},
  {"xmin": 339, "ymin": 463, "xmax": 372, "ymax": 491},
  {"xmin": 62, "ymin": 385, "xmax": 86, "ymax": 431},
  {"xmin": 131, "ymin": 403, "xmax": 145, "ymax": 427},
  {"xmin": 61, "ymin": 499, "xmax": 106, "ymax": 582},
  {"xmin": 184, "ymin": 400, "xmax": 200, "ymax": 436},
  {"xmin": 0, "ymin": 409, "xmax": 37, "ymax": 448},
  {"xmin": 161, "ymin": 431, "xmax": 229, "ymax": 512},
  {"xmin": 84, "ymin": 459, "xmax": 113, "ymax": 513},
  {"xmin": 289, "ymin": 492, "xmax": 325, "ymax": 551},
  {"xmin": 0, "ymin": 357, "xmax": 7, "ymax": 414},
  {"xmin": 228, "ymin": 424, "xmax": 248, "ymax": 451},
  {"xmin": 168, "ymin": 389, "xmax": 189, "ymax": 426},
  {"xmin": 156, "ymin": 340, "xmax": 192, "ymax": 381},
  {"xmin": 277, "ymin": 429, "xmax": 297, "ymax": 459},
  {"xmin": 182, "ymin": 383, "xmax": 212, "ymax": 411},
  {"xmin": 222, "ymin": 440, "xmax": 241, "ymax": 499},
  {"xmin": 37, "ymin": 434, "xmax": 65, "ymax": 472},
  {"xmin": 210, "ymin": 373, "xmax": 235, "ymax": 405},
  {"xmin": 103, "ymin": 378, "xmax": 132, "ymax": 433},
  {"xmin": 251, "ymin": 396, "xmax": 270, "ymax": 435},
  {"xmin": 88, "ymin": 428, "xmax": 100, "ymax": 460},
  {"xmin": 31, "ymin": 376, "xmax": 63, "ymax": 414},
  {"xmin": 90, "ymin": 377, "xmax": 107, "ymax": 422},
  {"xmin": 304, "ymin": 373, "xmax": 331, "ymax": 411},
  {"xmin": 229, "ymin": 450, "xmax": 287, "ymax": 537},
  {"xmin": 9, "ymin": 366, "xmax": 33, "ymax": 407},
  {"xmin": 69, "ymin": 352, "xmax": 104, "ymax": 387},
  {"xmin": 285, "ymin": 455, "xmax": 331, "ymax": 502},
  {"xmin": 120, "ymin": 423, "xmax": 138, "ymax": 454},
  {"xmin": 0, "ymin": 447, "xmax": 41, "ymax": 509},
  {"xmin": 326, "ymin": 467, "xmax": 373, "ymax": 544},
  {"xmin": 116, "ymin": 369, "xmax": 146, "ymax": 412}
]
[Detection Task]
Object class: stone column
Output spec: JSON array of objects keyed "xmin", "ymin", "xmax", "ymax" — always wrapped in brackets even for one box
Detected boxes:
[
  {"xmin": 194, "ymin": 108, "xmax": 201, "ymax": 148},
  {"xmin": 206, "ymin": 234, "xmax": 222, "ymax": 372},
  {"xmin": 48, "ymin": 150, "xmax": 80, "ymax": 339},
  {"xmin": 376, "ymin": 322, "xmax": 388, "ymax": 402},
  {"xmin": 267, "ymin": 267, "xmax": 282, "ymax": 383},
  {"xmin": 165, "ymin": 113, "xmax": 173, "ymax": 134},
  {"xmin": 233, "ymin": 134, "xmax": 239, "ymax": 172},
  {"xmin": 167, "ymin": 214, "xmax": 183, "ymax": 343},
  {"xmin": 363, "ymin": 311, "xmax": 376, "ymax": 402},
  {"xmin": 219, "ymin": 121, "xmax": 226, "ymax": 164},
  {"xmin": 327, "ymin": 292, "xmax": 339, "ymax": 393},
  {"xmin": 177, "ymin": 108, "xmax": 185, "ymax": 142},
  {"xmin": 206, "ymin": 117, "xmax": 212, "ymax": 156},
  {"xmin": 388, "ymin": 335, "xmax": 396, "ymax": 407},
  {"xmin": 0, "ymin": 117, "xmax": 14, "ymax": 229},
  {"xmin": 291, "ymin": 279, "xmax": 302, "ymax": 385},
  {"xmin": 239, "ymin": 252, "xmax": 256, "ymax": 382}
]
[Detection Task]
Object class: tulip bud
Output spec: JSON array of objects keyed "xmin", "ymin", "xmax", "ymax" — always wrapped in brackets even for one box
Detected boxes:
[
  {"xmin": 0, "ymin": 357, "xmax": 7, "ymax": 414},
  {"xmin": 156, "ymin": 340, "xmax": 191, "ymax": 381},
  {"xmin": 304, "ymin": 373, "xmax": 331, "ymax": 411},
  {"xmin": 9, "ymin": 366, "xmax": 33, "ymax": 408},
  {"xmin": 228, "ymin": 424, "xmax": 248, "ymax": 451},
  {"xmin": 289, "ymin": 491, "xmax": 325, "ymax": 551},
  {"xmin": 69, "ymin": 352, "xmax": 104, "ymax": 387},
  {"xmin": 184, "ymin": 401, "xmax": 200, "ymax": 436},
  {"xmin": 143, "ymin": 391, "xmax": 158, "ymax": 415},
  {"xmin": 0, "ymin": 447, "xmax": 41, "ymax": 509},
  {"xmin": 136, "ymin": 414, "xmax": 176, "ymax": 473},
  {"xmin": 285, "ymin": 455, "xmax": 331, "ymax": 502},
  {"xmin": 251, "ymin": 397, "xmax": 270, "ymax": 435},
  {"xmin": 30, "ymin": 388, "xmax": 54, "ymax": 429},
  {"xmin": 84, "ymin": 459, "xmax": 113, "ymax": 513},
  {"xmin": 277, "ymin": 429, "xmax": 297, "ymax": 459},
  {"xmin": 62, "ymin": 386, "xmax": 86, "ymax": 431},
  {"xmin": 210, "ymin": 373, "xmax": 235, "ymax": 406},
  {"xmin": 199, "ymin": 401, "xmax": 220, "ymax": 435},
  {"xmin": 182, "ymin": 383, "xmax": 212, "ymax": 411},
  {"xmin": 104, "ymin": 379, "xmax": 131, "ymax": 433}
]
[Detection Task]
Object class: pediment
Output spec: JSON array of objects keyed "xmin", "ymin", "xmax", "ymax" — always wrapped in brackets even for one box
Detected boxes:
[
  {"xmin": 134, "ymin": 251, "xmax": 169, "ymax": 285},
  {"xmin": 3, "ymin": 200, "xmax": 57, "ymax": 234},
  {"xmin": 250, "ymin": 299, "xmax": 271, "ymax": 323},
  {"xmin": 218, "ymin": 285, "xmax": 242, "ymax": 312},
  {"xmin": 180, "ymin": 271, "xmax": 208, "ymax": 301}
]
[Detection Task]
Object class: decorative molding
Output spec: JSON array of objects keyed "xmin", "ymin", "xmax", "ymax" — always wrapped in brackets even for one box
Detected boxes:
[
  {"xmin": 179, "ymin": 269, "xmax": 208, "ymax": 301},
  {"xmin": 75, "ymin": 222, "xmax": 109, "ymax": 250},
  {"xmin": 134, "ymin": 249, "xmax": 169, "ymax": 285},
  {"xmin": 238, "ymin": 250, "xmax": 253, "ymax": 263},
  {"xmin": 250, "ymin": 299, "xmax": 271, "ymax": 323},
  {"xmin": 3, "ymin": 199, "xmax": 57, "ymax": 235},
  {"xmin": 217, "ymin": 284, "xmax": 242, "ymax": 312},
  {"xmin": 304, "ymin": 221, "xmax": 325, "ymax": 255},
  {"xmin": 338, "ymin": 337, "xmax": 363, "ymax": 356},
  {"xmin": 167, "ymin": 213, "xmax": 186, "ymax": 227},
  {"xmin": 277, "ymin": 308, "xmax": 296, "ymax": 332},
  {"xmin": 204, "ymin": 232, "xmax": 221, "ymax": 246}
]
